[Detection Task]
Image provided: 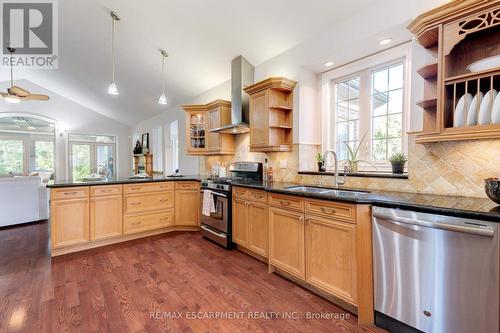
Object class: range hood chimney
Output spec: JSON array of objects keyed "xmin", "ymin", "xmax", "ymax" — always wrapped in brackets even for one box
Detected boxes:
[{"xmin": 211, "ymin": 56, "xmax": 254, "ymax": 134}]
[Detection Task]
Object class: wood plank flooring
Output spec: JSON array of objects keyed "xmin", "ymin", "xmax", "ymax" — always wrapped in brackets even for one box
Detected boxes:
[{"xmin": 0, "ymin": 221, "xmax": 383, "ymax": 333}]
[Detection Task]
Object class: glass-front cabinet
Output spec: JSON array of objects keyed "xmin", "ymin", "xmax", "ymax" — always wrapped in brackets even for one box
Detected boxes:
[{"xmin": 182, "ymin": 100, "xmax": 234, "ymax": 155}]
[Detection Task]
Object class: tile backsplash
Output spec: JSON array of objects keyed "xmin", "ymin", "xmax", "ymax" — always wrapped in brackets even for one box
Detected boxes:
[{"xmin": 200, "ymin": 133, "xmax": 500, "ymax": 198}]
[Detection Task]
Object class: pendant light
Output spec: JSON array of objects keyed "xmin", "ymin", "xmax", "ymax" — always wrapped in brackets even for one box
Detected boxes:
[
  {"xmin": 158, "ymin": 49, "xmax": 168, "ymax": 105},
  {"xmin": 107, "ymin": 11, "xmax": 120, "ymax": 95}
]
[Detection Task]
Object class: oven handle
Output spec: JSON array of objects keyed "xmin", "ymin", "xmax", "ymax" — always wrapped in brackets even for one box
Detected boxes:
[
  {"xmin": 201, "ymin": 225, "xmax": 227, "ymax": 238},
  {"xmin": 200, "ymin": 189, "xmax": 227, "ymax": 198}
]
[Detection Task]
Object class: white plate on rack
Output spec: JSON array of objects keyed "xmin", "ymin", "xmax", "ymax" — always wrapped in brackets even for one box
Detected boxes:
[
  {"xmin": 478, "ymin": 89, "xmax": 497, "ymax": 125},
  {"xmin": 454, "ymin": 93, "xmax": 473, "ymax": 127},
  {"xmin": 466, "ymin": 92, "xmax": 483, "ymax": 126},
  {"xmin": 491, "ymin": 92, "xmax": 500, "ymax": 124},
  {"xmin": 467, "ymin": 55, "xmax": 500, "ymax": 73}
]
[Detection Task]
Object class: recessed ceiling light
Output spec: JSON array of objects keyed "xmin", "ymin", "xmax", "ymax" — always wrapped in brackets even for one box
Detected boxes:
[
  {"xmin": 324, "ymin": 61, "xmax": 334, "ymax": 67},
  {"xmin": 379, "ymin": 38, "xmax": 392, "ymax": 45}
]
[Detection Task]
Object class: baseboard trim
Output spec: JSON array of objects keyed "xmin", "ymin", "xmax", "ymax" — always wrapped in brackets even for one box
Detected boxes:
[{"xmin": 51, "ymin": 225, "xmax": 200, "ymax": 257}]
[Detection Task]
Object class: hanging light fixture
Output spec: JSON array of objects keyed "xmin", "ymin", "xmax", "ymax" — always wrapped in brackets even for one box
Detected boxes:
[
  {"xmin": 107, "ymin": 11, "xmax": 120, "ymax": 95},
  {"xmin": 158, "ymin": 49, "xmax": 168, "ymax": 105}
]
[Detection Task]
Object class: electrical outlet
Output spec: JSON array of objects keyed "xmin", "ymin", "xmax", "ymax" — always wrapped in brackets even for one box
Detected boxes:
[{"xmin": 280, "ymin": 160, "xmax": 287, "ymax": 169}]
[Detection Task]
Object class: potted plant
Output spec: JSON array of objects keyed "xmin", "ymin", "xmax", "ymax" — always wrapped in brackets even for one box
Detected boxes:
[
  {"xmin": 315, "ymin": 153, "xmax": 324, "ymax": 172},
  {"xmin": 344, "ymin": 134, "xmax": 375, "ymax": 173},
  {"xmin": 389, "ymin": 152, "xmax": 407, "ymax": 174}
]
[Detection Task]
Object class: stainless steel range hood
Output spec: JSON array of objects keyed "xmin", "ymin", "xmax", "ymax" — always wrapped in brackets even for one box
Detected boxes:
[{"xmin": 210, "ymin": 56, "xmax": 254, "ymax": 134}]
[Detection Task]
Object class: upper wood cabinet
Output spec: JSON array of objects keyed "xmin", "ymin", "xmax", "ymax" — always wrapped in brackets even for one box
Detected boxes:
[
  {"xmin": 244, "ymin": 77, "xmax": 297, "ymax": 152},
  {"xmin": 182, "ymin": 100, "xmax": 234, "ymax": 155},
  {"xmin": 408, "ymin": 0, "xmax": 500, "ymax": 143}
]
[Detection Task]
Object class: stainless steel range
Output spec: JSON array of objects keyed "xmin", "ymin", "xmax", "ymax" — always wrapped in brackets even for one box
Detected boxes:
[{"xmin": 199, "ymin": 162, "xmax": 263, "ymax": 249}]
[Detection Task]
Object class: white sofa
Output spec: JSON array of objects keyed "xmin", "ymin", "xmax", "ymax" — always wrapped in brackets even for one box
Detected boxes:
[{"xmin": 0, "ymin": 176, "xmax": 49, "ymax": 227}]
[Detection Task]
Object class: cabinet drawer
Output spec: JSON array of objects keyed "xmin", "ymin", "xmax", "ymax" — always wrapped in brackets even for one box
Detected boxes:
[
  {"xmin": 124, "ymin": 192, "xmax": 174, "ymax": 214},
  {"xmin": 174, "ymin": 181, "xmax": 199, "ymax": 190},
  {"xmin": 90, "ymin": 185, "xmax": 122, "ymax": 197},
  {"xmin": 247, "ymin": 189, "xmax": 267, "ymax": 203},
  {"xmin": 51, "ymin": 187, "xmax": 89, "ymax": 200},
  {"xmin": 233, "ymin": 187, "xmax": 248, "ymax": 200},
  {"xmin": 123, "ymin": 182, "xmax": 173, "ymax": 194},
  {"xmin": 269, "ymin": 193, "xmax": 304, "ymax": 212},
  {"xmin": 124, "ymin": 210, "xmax": 173, "ymax": 235},
  {"xmin": 305, "ymin": 199, "xmax": 356, "ymax": 223}
]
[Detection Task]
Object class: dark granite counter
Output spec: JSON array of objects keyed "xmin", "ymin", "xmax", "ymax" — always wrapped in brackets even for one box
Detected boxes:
[
  {"xmin": 231, "ymin": 181, "xmax": 500, "ymax": 222},
  {"xmin": 47, "ymin": 175, "xmax": 201, "ymax": 188}
]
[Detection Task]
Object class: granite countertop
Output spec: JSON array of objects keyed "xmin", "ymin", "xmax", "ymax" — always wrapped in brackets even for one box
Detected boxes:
[
  {"xmin": 46, "ymin": 175, "xmax": 201, "ymax": 188},
  {"xmin": 231, "ymin": 181, "xmax": 500, "ymax": 223}
]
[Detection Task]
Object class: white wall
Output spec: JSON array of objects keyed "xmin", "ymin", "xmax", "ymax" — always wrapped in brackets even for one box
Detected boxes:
[
  {"xmin": 0, "ymin": 80, "xmax": 132, "ymax": 180},
  {"xmin": 132, "ymin": 80, "xmax": 231, "ymax": 175}
]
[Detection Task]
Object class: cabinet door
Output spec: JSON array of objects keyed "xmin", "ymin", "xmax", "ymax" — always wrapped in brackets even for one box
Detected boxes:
[
  {"xmin": 248, "ymin": 202, "xmax": 268, "ymax": 257},
  {"xmin": 206, "ymin": 108, "xmax": 221, "ymax": 151},
  {"xmin": 232, "ymin": 198, "xmax": 248, "ymax": 246},
  {"xmin": 249, "ymin": 90, "xmax": 268, "ymax": 148},
  {"xmin": 305, "ymin": 215, "xmax": 357, "ymax": 305},
  {"xmin": 90, "ymin": 195, "xmax": 123, "ymax": 241},
  {"xmin": 51, "ymin": 198, "xmax": 89, "ymax": 249},
  {"xmin": 269, "ymin": 207, "xmax": 305, "ymax": 279},
  {"xmin": 175, "ymin": 190, "xmax": 199, "ymax": 226}
]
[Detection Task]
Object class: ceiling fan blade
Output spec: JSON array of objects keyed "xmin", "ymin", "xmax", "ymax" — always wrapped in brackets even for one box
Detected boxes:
[
  {"xmin": 23, "ymin": 94, "xmax": 50, "ymax": 101},
  {"xmin": 10, "ymin": 86, "xmax": 30, "ymax": 97}
]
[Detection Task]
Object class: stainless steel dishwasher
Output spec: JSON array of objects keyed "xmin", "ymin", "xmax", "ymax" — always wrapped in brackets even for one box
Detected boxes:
[{"xmin": 372, "ymin": 206, "xmax": 499, "ymax": 333}]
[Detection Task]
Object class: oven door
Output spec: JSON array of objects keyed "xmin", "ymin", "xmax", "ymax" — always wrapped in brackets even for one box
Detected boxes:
[{"xmin": 200, "ymin": 189, "xmax": 229, "ymax": 233}]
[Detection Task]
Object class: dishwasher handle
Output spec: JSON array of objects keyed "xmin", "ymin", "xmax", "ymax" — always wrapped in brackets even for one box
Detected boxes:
[{"xmin": 373, "ymin": 207, "xmax": 495, "ymax": 237}]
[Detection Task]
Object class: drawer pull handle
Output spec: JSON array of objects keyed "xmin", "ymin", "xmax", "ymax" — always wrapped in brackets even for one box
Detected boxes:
[
  {"xmin": 320, "ymin": 207, "xmax": 336, "ymax": 214},
  {"xmin": 160, "ymin": 199, "xmax": 169, "ymax": 203},
  {"xmin": 130, "ymin": 202, "xmax": 141, "ymax": 206},
  {"xmin": 160, "ymin": 218, "xmax": 169, "ymax": 221},
  {"xmin": 131, "ymin": 221, "xmax": 141, "ymax": 226},
  {"xmin": 253, "ymin": 194, "xmax": 263, "ymax": 199},
  {"xmin": 280, "ymin": 200, "xmax": 290, "ymax": 206},
  {"xmin": 63, "ymin": 191, "xmax": 78, "ymax": 195},
  {"xmin": 101, "ymin": 189, "xmax": 113, "ymax": 192},
  {"xmin": 130, "ymin": 187, "xmax": 141, "ymax": 190}
]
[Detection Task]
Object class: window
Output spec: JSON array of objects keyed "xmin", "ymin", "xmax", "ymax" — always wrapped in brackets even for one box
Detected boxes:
[
  {"xmin": 371, "ymin": 64, "xmax": 404, "ymax": 161},
  {"xmin": 0, "ymin": 138, "xmax": 24, "ymax": 174},
  {"xmin": 152, "ymin": 126, "xmax": 163, "ymax": 172},
  {"xmin": 169, "ymin": 120, "xmax": 179, "ymax": 173},
  {"xmin": 329, "ymin": 58, "xmax": 407, "ymax": 172},
  {"xmin": 335, "ymin": 77, "xmax": 360, "ymax": 160},
  {"xmin": 68, "ymin": 133, "xmax": 116, "ymax": 181},
  {"xmin": 31, "ymin": 140, "xmax": 54, "ymax": 173}
]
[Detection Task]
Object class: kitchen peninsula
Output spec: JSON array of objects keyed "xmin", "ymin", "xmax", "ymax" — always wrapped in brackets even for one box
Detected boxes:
[{"xmin": 47, "ymin": 177, "xmax": 201, "ymax": 256}]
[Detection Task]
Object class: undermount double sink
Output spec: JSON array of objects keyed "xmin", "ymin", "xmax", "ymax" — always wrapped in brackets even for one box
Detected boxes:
[{"xmin": 283, "ymin": 185, "xmax": 369, "ymax": 196}]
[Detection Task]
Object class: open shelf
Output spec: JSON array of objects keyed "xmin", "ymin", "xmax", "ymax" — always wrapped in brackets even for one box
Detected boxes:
[
  {"xmin": 416, "ymin": 97, "xmax": 437, "ymax": 109},
  {"xmin": 417, "ymin": 63, "xmax": 438, "ymax": 79},
  {"xmin": 269, "ymin": 105, "xmax": 292, "ymax": 111},
  {"xmin": 269, "ymin": 125, "xmax": 292, "ymax": 129}
]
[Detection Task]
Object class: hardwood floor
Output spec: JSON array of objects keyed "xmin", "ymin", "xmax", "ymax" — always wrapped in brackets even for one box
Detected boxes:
[{"xmin": 0, "ymin": 221, "xmax": 383, "ymax": 333}]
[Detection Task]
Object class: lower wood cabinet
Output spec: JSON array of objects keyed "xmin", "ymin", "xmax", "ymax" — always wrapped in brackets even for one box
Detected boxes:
[
  {"xmin": 51, "ymin": 197, "xmax": 89, "ymax": 249},
  {"xmin": 124, "ymin": 209, "xmax": 174, "ymax": 235},
  {"xmin": 174, "ymin": 183, "xmax": 199, "ymax": 226},
  {"xmin": 305, "ymin": 214, "xmax": 357, "ymax": 305},
  {"xmin": 232, "ymin": 187, "xmax": 269, "ymax": 258},
  {"xmin": 269, "ymin": 207, "xmax": 305, "ymax": 279},
  {"xmin": 90, "ymin": 194, "xmax": 123, "ymax": 241},
  {"xmin": 232, "ymin": 198, "xmax": 249, "ymax": 246}
]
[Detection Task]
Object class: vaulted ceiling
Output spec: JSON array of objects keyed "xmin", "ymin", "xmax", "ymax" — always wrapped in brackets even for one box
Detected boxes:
[{"xmin": 0, "ymin": 0, "xmax": 376, "ymax": 126}]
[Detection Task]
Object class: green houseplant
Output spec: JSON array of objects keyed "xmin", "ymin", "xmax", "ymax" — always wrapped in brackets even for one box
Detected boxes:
[
  {"xmin": 344, "ymin": 133, "xmax": 376, "ymax": 173},
  {"xmin": 389, "ymin": 152, "xmax": 407, "ymax": 174},
  {"xmin": 315, "ymin": 153, "xmax": 325, "ymax": 172}
]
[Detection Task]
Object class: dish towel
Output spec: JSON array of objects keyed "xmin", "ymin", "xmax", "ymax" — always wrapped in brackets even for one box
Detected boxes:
[{"xmin": 202, "ymin": 190, "xmax": 216, "ymax": 217}]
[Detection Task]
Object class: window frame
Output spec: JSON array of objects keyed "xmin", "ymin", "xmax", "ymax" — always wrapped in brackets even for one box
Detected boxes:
[
  {"xmin": 321, "ymin": 43, "xmax": 411, "ymax": 172},
  {"xmin": 67, "ymin": 132, "xmax": 117, "ymax": 181}
]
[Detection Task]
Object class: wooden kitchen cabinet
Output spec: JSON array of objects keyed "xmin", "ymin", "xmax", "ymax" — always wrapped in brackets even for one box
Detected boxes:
[
  {"xmin": 244, "ymin": 77, "xmax": 297, "ymax": 152},
  {"xmin": 50, "ymin": 187, "xmax": 90, "ymax": 249},
  {"xmin": 305, "ymin": 214, "xmax": 357, "ymax": 305},
  {"xmin": 182, "ymin": 100, "xmax": 234, "ymax": 155},
  {"xmin": 232, "ymin": 187, "xmax": 269, "ymax": 258},
  {"xmin": 232, "ymin": 198, "xmax": 249, "ymax": 246},
  {"xmin": 269, "ymin": 207, "xmax": 305, "ymax": 279},
  {"xmin": 90, "ymin": 194, "xmax": 123, "ymax": 241},
  {"xmin": 174, "ymin": 182, "xmax": 200, "ymax": 226}
]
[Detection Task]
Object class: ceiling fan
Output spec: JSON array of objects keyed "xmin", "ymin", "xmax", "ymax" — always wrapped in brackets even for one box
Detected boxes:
[{"xmin": 1, "ymin": 47, "xmax": 49, "ymax": 103}]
